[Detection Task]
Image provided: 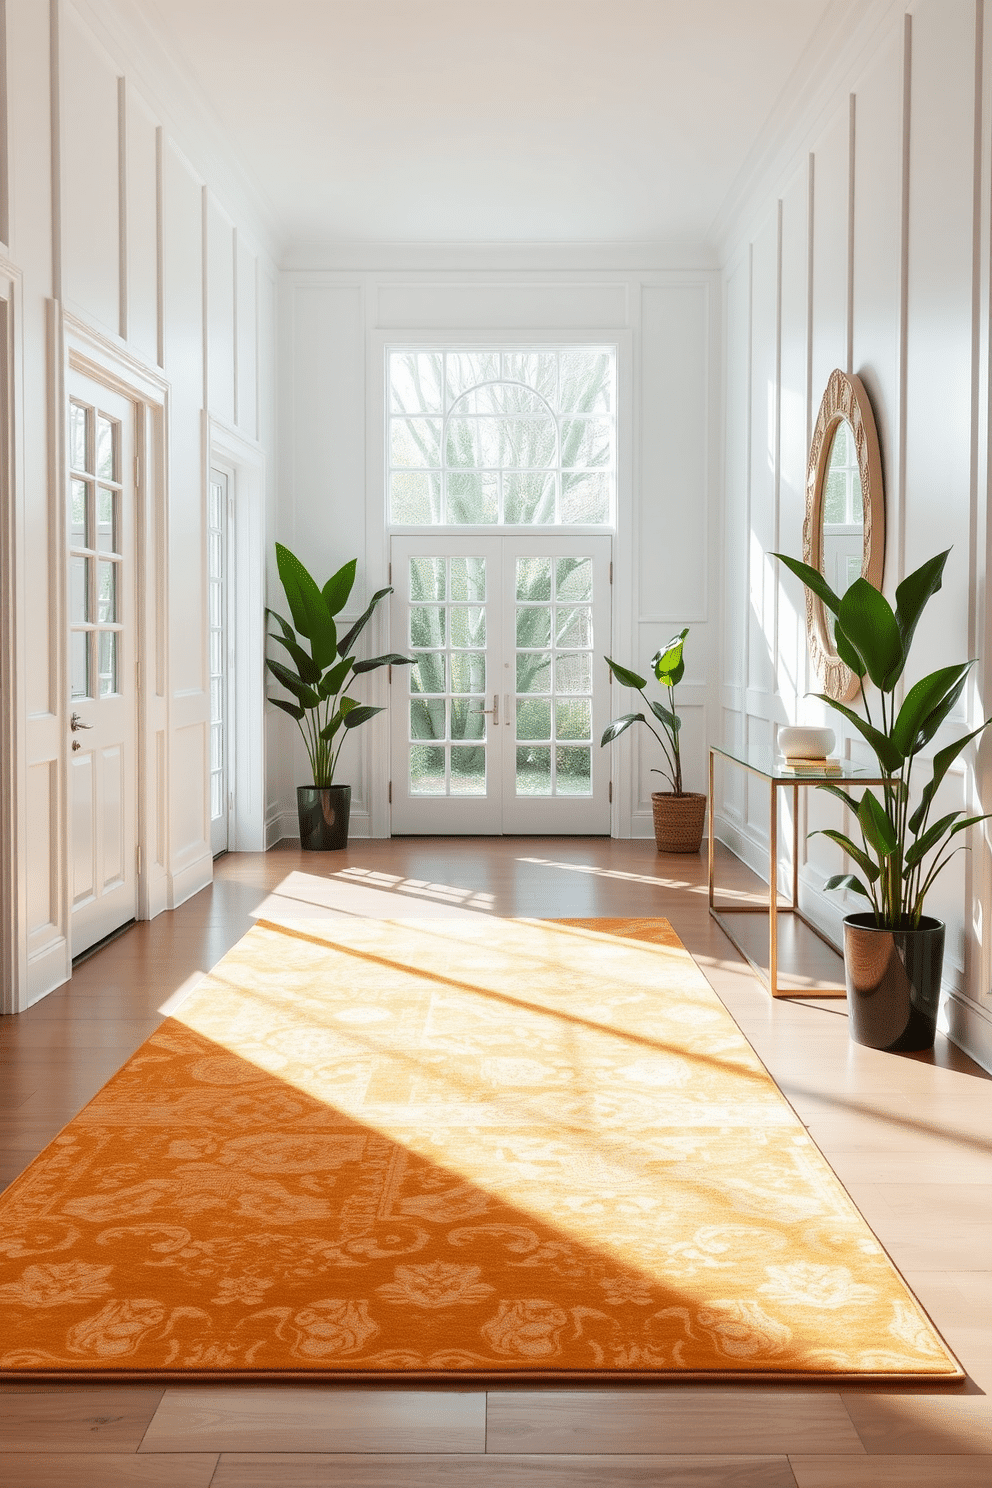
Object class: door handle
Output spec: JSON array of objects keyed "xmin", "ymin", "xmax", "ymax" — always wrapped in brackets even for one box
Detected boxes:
[
  {"xmin": 70, "ymin": 712, "xmax": 93, "ymax": 732},
  {"xmin": 470, "ymin": 694, "xmax": 499, "ymax": 725}
]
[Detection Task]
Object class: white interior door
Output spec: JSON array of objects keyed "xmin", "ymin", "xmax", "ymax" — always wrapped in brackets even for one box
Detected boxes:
[
  {"xmin": 67, "ymin": 374, "xmax": 138, "ymax": 955},
  {"xmin": 390, "ymin": 534, "xmax": 611, "ymax": 834}
]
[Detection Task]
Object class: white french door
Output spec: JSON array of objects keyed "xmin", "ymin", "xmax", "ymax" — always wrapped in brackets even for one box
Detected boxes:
[
  {"xmin": 390, "ymin": 534, "xmax": 612, "ymax": 834},
  {"xmin": 67, "ymin": 373, "xmax": 138, "ymax": 955}
]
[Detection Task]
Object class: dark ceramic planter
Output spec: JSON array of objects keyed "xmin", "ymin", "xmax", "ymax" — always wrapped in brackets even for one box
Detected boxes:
[
  {"xmin": 842, "ymin": 912, "xmax": 944, "ymax": 1052},
  {"xmin": 297, "ymin": 784, "xmax": 351, "ymax": 851}
]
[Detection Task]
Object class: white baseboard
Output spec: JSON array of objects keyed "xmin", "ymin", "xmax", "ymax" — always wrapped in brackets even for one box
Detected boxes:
[
  {"xmin": 22, "ymin": 937, "xmax": 70, "ymax": 1010},
  {"xmin": 266, "ymin": 809, "xmax": 373, "ymax": 846},
  {"xmin": 944, "ymin": 990, "xmax": 992, "ymax": 1074},
  {"xmin": 168, "ymin": 853, "xmax": 213, "ymax": 910}
]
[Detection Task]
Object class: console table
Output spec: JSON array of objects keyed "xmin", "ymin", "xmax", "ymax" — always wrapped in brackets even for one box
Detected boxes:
[{"xmin": 707, "ymin": 745, "xmax": 887, "ymax": 998}]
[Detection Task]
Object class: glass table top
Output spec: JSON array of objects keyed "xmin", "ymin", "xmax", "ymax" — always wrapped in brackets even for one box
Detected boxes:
[{"xmin": 710, "ymin": 743, "xmax": 888, "ymax": 785}]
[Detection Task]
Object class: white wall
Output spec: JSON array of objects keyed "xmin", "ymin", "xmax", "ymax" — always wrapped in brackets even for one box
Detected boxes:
[
  {"xmin": 2, "ymin": 0, "xmax": 276, "ymax": 1009},
  {"xmin": 273, "ymin": 266, "xmax": 720, "ymax": 845},
  {"xmin": 718, "ymin": 0, "xmax": 992, "ymax": 1070}
]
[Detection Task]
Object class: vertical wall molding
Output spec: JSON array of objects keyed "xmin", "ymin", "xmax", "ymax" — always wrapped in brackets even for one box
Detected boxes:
[
  {"xmin": 0, "ymin": 0, "xmax": 10, "ymax": 248},
  {"xmin": 847, "ymin": 93, "xmax": 856, "ymax": 374},
  {"xmin": 117, "ymin": 74, "xmax": 127, "ymax": 341},
  {"xmin": 49, "ymin": 0, "xmax": 62, "ymax": 303},
  {"xmin": 895, "ymin": 11, "xmax": 912, "ymax": 589},
  {"xmin": 154, "ymin": 125, "xmax": 164, "ymax": 368}
]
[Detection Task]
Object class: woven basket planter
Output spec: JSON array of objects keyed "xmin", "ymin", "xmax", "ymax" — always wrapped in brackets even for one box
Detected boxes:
[{"xmin": 651, "ymin": 791, "xmax": 707, "ymax": 853}]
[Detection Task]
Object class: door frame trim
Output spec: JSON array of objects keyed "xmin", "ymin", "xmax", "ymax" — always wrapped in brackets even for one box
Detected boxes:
[
  {"xmin": 0, "ymin": 257, "xmax": 25, "ymax": 1014},
  {"xmin": 207, "ymin": 415, "xmax": 266, "ymax": 851},
  {"xmin": 59, "ymin": 312, "xmax": 171, "ymax": 973},
  {"xmin": 368, "ymin": 328, "xmax": 635, "ymax": 839}
]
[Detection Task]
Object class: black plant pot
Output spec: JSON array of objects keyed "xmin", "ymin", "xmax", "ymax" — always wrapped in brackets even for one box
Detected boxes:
[
  {"xmin": 297, "ymin": 785, "xmax": 351, "ymax": 851},
  {"xmin": 842, "ymin": 912, "xmax": 944, "ymax": 1052}
]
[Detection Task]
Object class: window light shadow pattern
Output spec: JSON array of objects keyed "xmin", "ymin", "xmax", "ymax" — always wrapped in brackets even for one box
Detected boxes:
[{"xmin": 0, "ymin": 917, "xmax": 962, "ymax": 1382}]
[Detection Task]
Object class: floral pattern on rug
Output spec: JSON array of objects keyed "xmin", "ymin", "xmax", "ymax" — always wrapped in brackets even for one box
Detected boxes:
[{"xmin": 0, "ymin": 916, "xmax": 962, "ymax": 1378}]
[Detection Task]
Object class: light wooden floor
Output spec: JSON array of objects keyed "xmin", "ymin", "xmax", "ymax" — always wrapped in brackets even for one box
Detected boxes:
[{"xmin": 1, "ymin": 838, "xmax": 990, "ymax": 1488}]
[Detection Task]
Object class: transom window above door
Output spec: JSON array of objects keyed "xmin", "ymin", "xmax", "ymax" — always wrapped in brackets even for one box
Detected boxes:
[{"xmin": 388, "ymin": 347, "xmax": 616, "ymax": 526}]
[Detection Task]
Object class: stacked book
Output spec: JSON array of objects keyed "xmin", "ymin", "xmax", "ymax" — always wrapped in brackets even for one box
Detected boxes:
[{"xmin": 780, "ymin": 756, "xmax": 843, "ymax": 775}]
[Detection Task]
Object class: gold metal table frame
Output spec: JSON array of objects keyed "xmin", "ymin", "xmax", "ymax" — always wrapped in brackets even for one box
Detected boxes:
[{"xmin": 707, "ymin": 745, "xmax": 887, "ymax": 998}]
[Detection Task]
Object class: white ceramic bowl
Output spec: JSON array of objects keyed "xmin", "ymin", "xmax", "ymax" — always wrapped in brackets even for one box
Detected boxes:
[{"xmin": 778, "ymin": 725, "xmax": 836, "ymax": 760}]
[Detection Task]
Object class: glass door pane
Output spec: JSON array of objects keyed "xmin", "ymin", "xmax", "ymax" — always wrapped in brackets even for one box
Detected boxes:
[
  {"xmin": 391, "ymin": 536, "xmax": 502, "ymax": 835},
  {"xmin": 390, "ymin": 535, "xmax": 611, "ymax": 836}
]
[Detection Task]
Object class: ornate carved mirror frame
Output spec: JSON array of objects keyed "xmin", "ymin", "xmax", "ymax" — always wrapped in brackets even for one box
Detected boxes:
[{"xmin": 803, "ymin": 368, "xmax": 885, "ymax": 702}]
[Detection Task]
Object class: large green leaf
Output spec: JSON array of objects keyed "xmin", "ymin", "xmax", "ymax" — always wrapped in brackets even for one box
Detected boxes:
[
  {"xmin": 893, "ymin": 550, "xmax": 950, "ymax": 679},
  {"xmin": 772, "ymin": 553, "xmax": 842, "ymax": 615},
  {"xmin": 339, "ymin": 586, "xmax": 392, "ymax": 657},
  {"xmin": 892, "ymin": 664, "xmax": 972, "ymax": 757},
  {"xmin": 318, "ymin": 657, "xmax": 353, "ymax": 700},
  {"xmin": 266, "ymin": 657, "xmax": 319, "ymax": 710},
  {"xmin": 605, "ymin": 658, "xmax": 647, "ymax": 690},
  {"xmin": 352, "ymin": 652, "xmax": 416, "ymax": 674},
  {"xmin": 648, "ymin": 699, "xmax": 681, "ymax": 733},
  {"xmin": 601, "ymin": 713, "xmax": 645, "ymax": 745},
  {"xmin": 833, "ymin": 619, "xmax": 867, "ymax": 678},
  {"xmin": 275, "ymin": 543, "xmax": 338, "ymax": 668},
  {"xmin": 811, "ymin": 829, "xmax": 881, "ymax": 883},
  {"xmin": 908, "ymin": 718, "xmax": 992, "ymax": 834},
  {"xmin": 913, "ymin": 668, "xmax": 971, "ymax": 753},
  {"xmin": 813, "ymin": 694, "xmax": 905, "ymax": 773},
  {"xmin": 342, "ymin": 704, "xmax": 385, "ymax": 729},
  {"xmin": 322, "ymin": 558, "xmax": 357, "ymax": 617},
  {"xmin": 837, "ymin": 580, "xmax": 902, "ymax": 689},
  {"xmin": 816, "ymin": 782, "xmax": 865, "ymax": 814},
  {"xmin": 904, "ymin": 811, "xmax": 963, "ymax": 868},
  {"xmin": 652, "ymin": 629, "xmax": 688, "ymax": 688},
  {"xmin": 824, "ymin": 873, "xmax": 874, "ymax": 900},
  {"xmin": 858, "ymin": 790, "xmax": 898, "ymax": 856},
  {"xmin": 265, "ymin": 607, "xmax": 296, "ymax": 645},
  {"xmin": 268, "ymin": 695, "xmax": 305, "ymax": 722},
  {"xmin": 319, "ymin": 713, "xmax": 344, "ymax": 742},
  {"xmin": 267, "ymin": 631, "xmax": 321, "ymax": 685}
]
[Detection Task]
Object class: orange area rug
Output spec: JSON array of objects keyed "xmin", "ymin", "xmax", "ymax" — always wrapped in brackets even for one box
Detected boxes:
[{"xmin": 0, "ymin": 917, "xmax": 961, "ymax": 1381}]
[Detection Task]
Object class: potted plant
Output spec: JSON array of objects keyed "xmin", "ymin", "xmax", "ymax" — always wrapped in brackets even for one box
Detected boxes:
[
  {"xmin": 773, "ymin": 547, "xmax": 992, "ymax": 1050},
  {"xmin": 602, "ymin": 628, "xmax": 707, "ymax": 852},
  {"xmin": 267, "ymin": 543, "xmax": 413, "ymax": 850}
]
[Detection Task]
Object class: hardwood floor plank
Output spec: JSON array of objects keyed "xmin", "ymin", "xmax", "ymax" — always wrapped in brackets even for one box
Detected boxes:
[
  {"xmin": 839, "ymin": 1394, "xmax": 992, "ymax": 1455},
  {"xmin": 140, "ymin": 1388, "xmax": 486, "ymax": 1454},
  {"xmin": 484, "ymin": 1390, "xmax": 865, "ymax": 1455},
  {"xmin": 790, "ymin": 1456, "xmax": 992, "ymax": 1486},
  {"xmin": 210, "ymin": 1453, "xmax": 799, "ymax": 1487},
  {"xmin": 0, "ymin": 1388, "xmax": 165, "ymax": 1452},
  {"xmin": 1, "ymin": 840, "xmax": 989, "ymax": 1478},
  {"xmin": 0, "ymin": 1454, "xmax": 218, "ymax": 1486}
]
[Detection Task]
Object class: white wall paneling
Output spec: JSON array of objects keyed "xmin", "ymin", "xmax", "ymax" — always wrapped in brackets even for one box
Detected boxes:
[
  {"xmin": 2, "ymin": 0, "xmax": 275, "ymax": 1008},
  {"xmin": 273, "ymin": 272, "xmax": 718, "ymax": 844},
  {"xmin": 719, "ymin": 0, "xmax": 992, "ymax": 1070}
]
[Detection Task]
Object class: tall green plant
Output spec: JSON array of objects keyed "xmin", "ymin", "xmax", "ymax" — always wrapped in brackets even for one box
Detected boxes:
[
  {"xmin": 773, "ymin": 547, "xmax": 992, "ymax": 928},
  {"xmin": 601, "ymin": 629, "xmax": 690, "ymax": 795},
  {"xmin": 266, "ymin": 544, "xmax": 413, "ymax": 788}
]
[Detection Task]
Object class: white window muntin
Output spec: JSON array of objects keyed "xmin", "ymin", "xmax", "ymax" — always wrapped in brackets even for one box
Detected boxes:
[{"xmin": 387, "ymin": 346, "xmax": 617, "ymax": 528}]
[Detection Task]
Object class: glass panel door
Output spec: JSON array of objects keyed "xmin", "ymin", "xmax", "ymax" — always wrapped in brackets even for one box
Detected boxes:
[
  {"xmin": 390, "ymin": 535, "xmax": 611, "ymax": 835},
  {"xmin": 391, "ymin": 536, "xmax": 503, "ymax": 834}
]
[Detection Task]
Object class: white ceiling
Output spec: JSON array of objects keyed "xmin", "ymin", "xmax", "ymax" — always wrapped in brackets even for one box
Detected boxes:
[{"xmin": 117, "ymin": 0, "xmax": 841, "ymax": 252}]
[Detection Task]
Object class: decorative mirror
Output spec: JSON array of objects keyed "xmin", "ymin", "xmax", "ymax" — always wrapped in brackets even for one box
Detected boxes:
[{"xmin": 802, "ymin": 368, "xmax": 885, "ymax": 702}]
